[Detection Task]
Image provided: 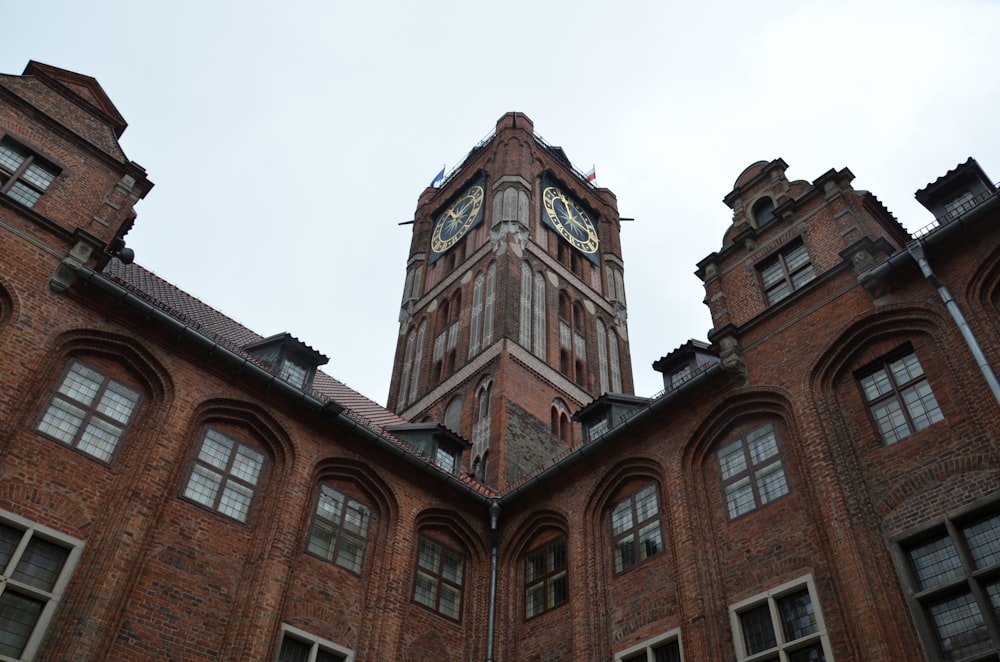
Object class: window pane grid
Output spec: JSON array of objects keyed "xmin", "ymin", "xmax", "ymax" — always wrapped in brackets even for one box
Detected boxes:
[
  {"xmin": 0, "ymin": 518, "xmax": 76, "ymax": 660},
  {"xmin": 736, "ymin": 586, "xmax": 826, "ymax": 662},
  {"xmin": 611, "ymin": 484, "xmax": 663, "ymax": 573},
  {"xmin": 36, "ymin": 361, "xmax": 140, "ymax": 463},
  {"xmin": 860, "ymin": 350, "xmax": 942, "ymax": 444},
  {"xmin": 0, "ymin": 138, "xmax": 58, "ymax": 208},
  {"xmin": 525, "ymin": 537, "xmax": 567, "ymax": 618},
  {"xmin": 719, "ymin": 424, "xmax": 789, "ymax": 520},
  {"xmin": 759, "ymin": 242, "xmax": 816, "ymax": 305},
  {"xmin": 413, "ymin": 537, "xmax": 465, "ymax": 620},
  {"xmin": 898, "ymin": 504, "xmax": 1000, "ymax": 659},
  {"xmin": 183, "ymin": 427, "xmax": 264, "ymax": 522}
]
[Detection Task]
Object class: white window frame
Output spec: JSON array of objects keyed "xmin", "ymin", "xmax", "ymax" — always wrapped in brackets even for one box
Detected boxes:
[
  {"xmin": 0, "ymin": 509, "xmax": 84, "ymax": 662},
  {"xmin": 614, "ymin": 627, "xmax": 683, "ymax": 661},
  {"xmin": 729, "ymin": 575, "xmax": 833, "ymax": 662},
  {"xmin": 274, "ymin": 623, "xmax": 354, "ymax": 662}
]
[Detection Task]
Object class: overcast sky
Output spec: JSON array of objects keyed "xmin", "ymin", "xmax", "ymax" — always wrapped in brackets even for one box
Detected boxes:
[{"xmin": 4, "ymin": 1, "xmax": 998, "ymax": 405}]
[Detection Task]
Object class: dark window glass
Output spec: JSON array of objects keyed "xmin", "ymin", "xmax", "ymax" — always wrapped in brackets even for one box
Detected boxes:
[
  {"xmin": 859, "ymin": 350, "xmax": 943, "ymax": 444},
  {"xmin": 611, "ymin": 483, "xmax": 663, "ymax": 573}
]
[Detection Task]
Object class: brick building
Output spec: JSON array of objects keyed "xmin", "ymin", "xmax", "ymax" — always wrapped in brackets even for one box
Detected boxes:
[{"xmin": 1, "ymin": 60, "xmax": 999, "ymax": 661}]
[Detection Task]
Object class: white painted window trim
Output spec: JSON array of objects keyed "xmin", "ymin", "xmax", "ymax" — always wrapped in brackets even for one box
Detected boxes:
[
  {"xmin": 274, "ymin": 623, "xmax": 355, "ymax": 662},
  {"xmin": 0, "ymin": 508, "xmax": 84, "ymax": 662},
  {"xmin": 728, "ymin": 574, "xmax": 833, "ymax": 662},
  {"xmin": 613, "ymin": 627, "xmax": 683, "ymax": 661}
]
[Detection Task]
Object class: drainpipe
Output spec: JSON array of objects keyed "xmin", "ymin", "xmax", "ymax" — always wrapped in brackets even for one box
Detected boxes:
[
  {"xmin": 485, "ymin": 498, "xmax": 501, "ymax": 662},
  {"xmin": 907, "ymin": 240, "xmax": 1000, "ymax": 405}
]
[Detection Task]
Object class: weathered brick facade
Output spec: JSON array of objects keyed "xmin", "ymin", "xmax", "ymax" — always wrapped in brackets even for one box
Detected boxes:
[{"xmin": 1, "ymin": 61, "xmax": 999, "ymax": 661}]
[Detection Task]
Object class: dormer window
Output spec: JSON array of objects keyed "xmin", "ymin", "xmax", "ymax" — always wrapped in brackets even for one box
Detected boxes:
[
  {"xmin": 278, "ymin": 358, "xmax": 308, "ymax": 389},
  {"xmin": 751, "ymin": 197, "xmax": 776, "ymax": 226},
  {"xmin": 386, "ymin": 423, "xmax": 469, "ymax": 476},
  {"xmin": 943, "ymin": 191, "xmax": 975, "ymax": 218},
  {"xmin": 244, "ymin": 333, "xmax": 328, "ymax": 391},
  {"xmin": 0, "ymin": 136, "xmax": 59, "ymax": 208}
]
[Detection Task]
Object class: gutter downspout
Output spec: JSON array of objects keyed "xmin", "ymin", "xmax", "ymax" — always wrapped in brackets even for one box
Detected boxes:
[
  {"xmin": 907, "ymin": 240, "xmax": 1000, "ymax": 406},
  {"xmin": 485, "ymin": 498, "xmax": 501, "ymax": 662}
]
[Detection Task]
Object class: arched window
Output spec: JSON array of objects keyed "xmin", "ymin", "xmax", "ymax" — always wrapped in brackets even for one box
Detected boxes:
[
  {"xmin": 444, "ymin": 396, "xmax": 463, "ymax": 434},
  {"xmin": 399, "ymin": 330, "xmax": 416, "ymax": 408},
  {"xmin": 596, "ymin": 318, "xmax": 609, "ymax": 394},
  {"xmin": 533, "ymin": 272, "xmax": 546, "ymax": 359},
  {"xmin": 483, "ymin": 262, "xmax": 496, "ymax": 347},
  {"xmin": 520, "ymin": 262, "xmax": 547, "ymax": 360},
  {"xmin": 433, "ymin": 291, "xmax": 460, "ymax": 382},
  {"xmin": 469, "ymin": 272, "xmax": 484, "ymax": 358},
  {"xmin": 551, "ymin": 399, "xmax": 571, "ymax": 443},
  {"xmin": 409, "ymin": 320, "xmax": 426, "ymax": 402},
  {"xmin": 559, "ymin": 297, "xmax": 587, "ymax": 387},
  {"xmin": 472, "ymin": 378, "xmax": 492, "ymax": 475},
  {"xmin": 752, "ymin": 196, "xmax": 776, "ymax": 226},
  {"xmin": 608, "ymin": 326, "xmax": 622, "ymax": 393}
]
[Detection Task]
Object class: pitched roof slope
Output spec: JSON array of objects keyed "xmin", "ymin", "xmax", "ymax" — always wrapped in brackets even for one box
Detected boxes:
[{"xmin": 103, "ymin": 260, "xmax": 408, "ymax": 431}]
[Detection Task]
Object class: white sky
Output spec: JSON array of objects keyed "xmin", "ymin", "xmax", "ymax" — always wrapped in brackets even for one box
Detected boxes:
[{"xmin": 4, "ymin": 1, "xmax": 999, "ymax": 405}]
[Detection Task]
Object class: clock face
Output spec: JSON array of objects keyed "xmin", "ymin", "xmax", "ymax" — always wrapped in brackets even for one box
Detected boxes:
[
  {"xmin": 542, "ymin": 186, "xmax": 599, "ymax": 254},
  {"xmin": 431, "ymin": 185, "xmax": 485, "ymax": 254}
]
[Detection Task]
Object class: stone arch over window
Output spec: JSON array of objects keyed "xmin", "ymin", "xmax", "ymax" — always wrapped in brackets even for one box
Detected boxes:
[
  {"xmin": 306, "ymin": 458, "xmax": 400, "ymax": 578},
  {"xmin": 411, "ymin": 509, "xmax": 484, "ymax": 624},
  {"xmin": 685, "ymin": 393, "xmax": 802, "ymax": 524},
  {"xmin": 501, "ymin": 510, "xmax": 570, "ymax": 621},
  {"xmin": 27, "ymin": 330, "xmax": 174, "ymax": 464},
  {"xmin": 180, "ymin": 399, "xmax": 296, "ymax": 525},
  {"xmin": 582, "ymin": 458, "xmax": 667, "ymax": 577},
  {"xmin": 811, "ymin": 308, "xmax": 951, "ymax": 450},
  {"xmin": 966, "ymin": 244, "xmax": 1000, "ymax": 336},
  {"xmin": 751, "ymin": 196, "xmax": 776, "ymax": 226}
]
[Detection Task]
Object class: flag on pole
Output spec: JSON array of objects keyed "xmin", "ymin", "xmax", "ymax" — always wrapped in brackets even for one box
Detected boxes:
[
  {"xmin": 429, "ymin": 165, "xmax": 446, "ymax": 188},
  {"xmin": 584, "ymin": 165, "xmax": 596, "ymax": 183}
]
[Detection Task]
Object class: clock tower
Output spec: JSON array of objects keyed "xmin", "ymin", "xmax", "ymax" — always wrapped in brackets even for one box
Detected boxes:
[{"xmin": 388, "ymin": 112, "xmax": 634, "ymax": 490}]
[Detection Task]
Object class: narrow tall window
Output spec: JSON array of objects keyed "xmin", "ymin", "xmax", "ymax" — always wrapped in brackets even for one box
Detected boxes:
[
  {"xmin": 608, "ymin": 326, "xmax": 622, "ymax": 393},
  {"xmin": 0, "ymin": 511, "xmax": 82, "ymax": 661},
  {"xmin": 718, "ymin": 422, "xmax": 789, "ymax": 520},
  {"xmin": 597, "ymin": 318, "xmax": 609, "ymax": 394},
  {"xmin": 409, "ymin": 321, "xmax": 426, "ymax": 400},
  {"xmin": 469, "ymin": 272, "xmax": 484, "ymax": 357},
  {"xmin": 398, "ymin": 330, "xmax": 415, "ymax": 408},
  {"xmin": 520, "ymin": 262, "xmax": 533, "ymax": 348},
  {"xmin": 858, "ymin": 349, "xmax": 943, "ymax": 444},
  {"xmin": 0, "ymin": 137, "xmax": 58, "ymax": 208},
  {"xmin": 182, "ymin": 427, "xmax": 265, "ymax": 523},
  {"xmin": 731, "ymin": 578, "xmax": 830, "ymax": 662},
  {"xmin": 610, "ymin": 483, "xmax": 663, "ymax": 573},
  {"xmin": 533, "ymin": 272, "xmax": 547, "ymax": 359},
  {"xmin": 525, "ymin": 537, "xmax": 568, "ymax": 618},
  {"xmin": 758, "ymin": 241, "xmax": 816, "ymax": 305},
  {"xmin": 306, "ymin": 485, "xmax": 372, "ymax": 575},
  {"xmin": 36, "ymin": 360, "xmax": 141, "ymax": 463},
  {"xmin": 483, "ymin": 262, "xmax": 496, "ymax": 347},
  {"xmin": 413, "ymin": 537, "xmax": 465, "ymax": 620}
]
